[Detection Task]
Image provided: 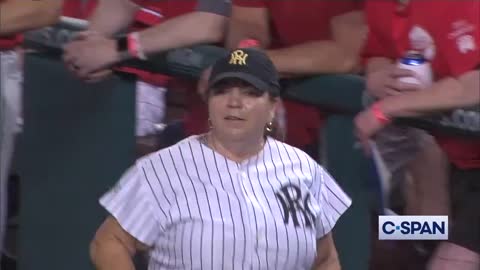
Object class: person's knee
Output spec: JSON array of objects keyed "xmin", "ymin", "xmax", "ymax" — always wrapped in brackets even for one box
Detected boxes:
[
  {"xmin": 408, "ymin": 134, "xmax": 448, "ymax": 175},
  {"xmin": 417, "ymin": 135, "xmax": 447, "ymax": 162},
  {"xmin": 427, "ymin": 242, "xmax": 480, "ymax": 270}
]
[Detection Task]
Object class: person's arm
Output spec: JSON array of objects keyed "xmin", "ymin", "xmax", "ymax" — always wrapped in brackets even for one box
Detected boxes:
[
  {"xmin": 227, "ymin": 5, "xmax": 366, "ymax": 76},
  {"xmin": 311, "ymin": 233, "xmax": 340, "ymax": 270},
  {"xmin": 355, "ymin": 70, "xmax": 479, "ymax": 149},
  {"xmin": 366, "ymin": 57, "xmax": 394, "ymax": 74},
  {"xmin": 90, "ymin": 216, "xmax": 150, "ymax": 270},
  {"xmin": 330, "ymin": 10, "xmax": 367, "ymax": 72},
  {"xmin": 89, "ymin": 0, "xmax": 229, "ymax": 50},
  {"xmin": 364, "ymin": 57, "xmax": 423, "ymax": 98},
  {"xmin": 137, "ymin": 11, "xmax": 227, "ymax": 56},
  {"xmin": 226, "ymin": 5, "xmax": 271, "ymax": 49},
  {"xmin": 87, "ymin": 0, "xmax": 139, "ymax": 37},
  {"xmin": 0, "ymin": 0, "xmax": 62, "ymax": 36},
  {"xmin": 266, "ymin": 42, "xmax": 356, "ymax": 77},
  {"xmin": 309, "ymin": 163, "xmax": 351, "ymax": 270},
  {"xmin": 267, "ymin": 11, "xmax": 367, "ymax": 76},
  {"xmin": 90, "ymin": 164, "xmax": 163, "ymax": 270},
  {"xmin": 380, "ymin": 3, "xmax": 480, "ymax": 117},
  {"xmin": 63, "ymin": 0, "xmax": 230, "ymax": 80},
  {"xmin": 380, "ymin": 70, "xmax": 480, "ymax": 118},
  {"xmin": 131, "ymin": 0, "xmax": 230, "ymax": 56}
]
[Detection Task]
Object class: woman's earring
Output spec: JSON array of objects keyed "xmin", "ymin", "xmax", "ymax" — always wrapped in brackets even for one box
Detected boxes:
[
  {"xmin": 208, "ymin": 118, "xmax": 213, "ymax": 129},
  {"xmin": 265, "ymin": 121, "xmax": 273, "ymax": 133}
]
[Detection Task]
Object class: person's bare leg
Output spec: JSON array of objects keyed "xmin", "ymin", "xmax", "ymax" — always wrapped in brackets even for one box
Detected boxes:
[
  {"xmin": 428, "ymin": 242, "xmax": 480, "ymax": 270},
  {"xmin": 402, "ymin": 171, "xmax": 417, "ymax": 215},
  {"xmin": 406, "ymin": 135, "xmax": 450, "ymax": 216}
]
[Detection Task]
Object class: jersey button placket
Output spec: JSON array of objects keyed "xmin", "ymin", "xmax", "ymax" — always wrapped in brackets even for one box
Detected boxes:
[
  {"xmin": 256, "ymin": 228, "xmax": 265, "ymax": 246},
  {"xmin": 238, "ymin": 164, "xmax": 258, "ymax": 267},
  {"xmin": 237, "ymin": 165, "xmax": 255, "ymax": 269}
]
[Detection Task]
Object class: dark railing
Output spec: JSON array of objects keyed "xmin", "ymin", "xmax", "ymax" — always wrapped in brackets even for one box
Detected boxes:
[{"xmin": 24, "ymin": 16, "xmax": 480, "ymax": 137}]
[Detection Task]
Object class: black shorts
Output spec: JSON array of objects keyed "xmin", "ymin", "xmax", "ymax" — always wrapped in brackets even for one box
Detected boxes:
[{"xmin": 449, "ymin": 166, "xmax": 480, "ymax": 254}]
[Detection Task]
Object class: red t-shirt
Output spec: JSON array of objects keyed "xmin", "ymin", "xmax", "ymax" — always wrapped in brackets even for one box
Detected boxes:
[
  {"xmin": 0, "ymin": 0, "xmax": 23, "ymax": 50},
  {"xmin": 233, "ymin": 0, "xmax": 362, "ymax": 47},
  {"xmin": 230, "ymin": 0, "xmax": 362, "ymax": 149},
  {"xmin": 363, "ymin": 0, "xmax": 480, "ymax": 169}
]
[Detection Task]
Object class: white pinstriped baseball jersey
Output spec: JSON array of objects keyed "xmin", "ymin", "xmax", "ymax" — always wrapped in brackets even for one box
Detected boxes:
[{"xmin": 100, "ymin": 134, "xmax": 351, "ymax": 270}]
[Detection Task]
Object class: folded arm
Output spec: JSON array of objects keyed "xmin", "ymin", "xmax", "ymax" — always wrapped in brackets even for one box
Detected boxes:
[
  {"xmin": 267, "ymin": 11, "xmax": 367, "ymax": 76},
  {"xmin": 381, "ymin": 70, "xmax": 480, "ymax": 118},
  {"xmin": 0, "ymin": 0, "xmax": 62, "ymax": 36},
  {"xmin": 227, "ymin": 6, "xmax": 366, "ymax": 77},
  {"xmin": 87, "ymin": 0, "xmax": 139, "ymax": 37},
  {"xmin": 89, "ymin": 0, "xmax": 228, "ymax": 56},
  {"xmin": 137, "ymin": 11, "xmax": 227, "ymax": 56}
]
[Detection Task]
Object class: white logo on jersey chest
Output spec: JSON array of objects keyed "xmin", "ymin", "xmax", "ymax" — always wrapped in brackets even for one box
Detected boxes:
[
  {"xmin": 449, "ymin": 20, "xmax": 477, "ymax": 54},
  {"xmin": 409, "ymin": 25, "xmax": 436, "ymax": 60}
]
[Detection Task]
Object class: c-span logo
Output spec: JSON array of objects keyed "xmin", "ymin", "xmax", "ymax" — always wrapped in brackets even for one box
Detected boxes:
[{"xmin": 379, "ymin": 216, "xmax": 448, "ymax": 240}]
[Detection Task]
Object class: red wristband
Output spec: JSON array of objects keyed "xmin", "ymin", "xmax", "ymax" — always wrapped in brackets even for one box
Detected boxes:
[
  {"xmin": 371, "ymin": 102, "xmax": 391, "ymax": 125},
  {"xmin": 127, "ymin": 32, "xmax": 147, "ymax": 60},
  {"xmin": 238, "ymin": 39, "xmax": 260, "ymax": 48}
]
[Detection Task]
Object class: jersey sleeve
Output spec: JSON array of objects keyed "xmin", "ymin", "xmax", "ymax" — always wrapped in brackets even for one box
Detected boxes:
[
  {"xmin": 441, "ymin": 3, "xmax": 480, "ymax": 77},
  {"xmin": 310, "ymin": 164, "xmax": 352, "ymax": 239},
  {"xmin": 99, "ymin": 163, "xmax": 163, "ymax": 246},
  {"xmin": 196, "ymin": 0, "xmax": 232, "ymax": 16}
]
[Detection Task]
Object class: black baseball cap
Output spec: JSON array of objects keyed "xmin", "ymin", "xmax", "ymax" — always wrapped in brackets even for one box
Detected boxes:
[{"xmin": 208, "ymin": 48, "xmax": 281, "ymax": 97}]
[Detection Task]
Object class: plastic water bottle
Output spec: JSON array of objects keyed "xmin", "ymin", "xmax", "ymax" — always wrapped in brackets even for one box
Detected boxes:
[{"xmin": 396, "ymin": 51, "xmax": 433, "ymax": 89}]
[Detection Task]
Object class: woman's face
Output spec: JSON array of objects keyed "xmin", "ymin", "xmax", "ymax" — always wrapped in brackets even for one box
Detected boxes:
[{"xmin": 208, "ymin": 79, "xmax": 278, "ymax": 142}]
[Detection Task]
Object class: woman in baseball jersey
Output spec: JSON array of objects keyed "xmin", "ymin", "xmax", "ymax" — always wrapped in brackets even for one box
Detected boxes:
[{"xmin": 91, "ymin": 48, "xmax": 352, "ymax": 270}]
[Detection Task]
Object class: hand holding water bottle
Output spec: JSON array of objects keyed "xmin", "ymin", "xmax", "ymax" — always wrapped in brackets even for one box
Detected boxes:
[
  {"xmin": 366, "ymin": 64, "xmax": 423, "ymax": 98},
  {"xmin": 366, "ymin": 51, "xmax": 433, "ymax": 98},
  {"xmin": 396, "ymin": 50, "xmax": 433, "ymax": 89}
]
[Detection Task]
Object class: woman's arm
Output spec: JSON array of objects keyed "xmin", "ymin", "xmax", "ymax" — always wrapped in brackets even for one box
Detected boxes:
[
  {"xmin": 90, "ymin": 216, "xmax": 150, "ymax": 270},
  {"xmin": 311, "ymin": 233, "xmax": 341, "ymax": 270}
]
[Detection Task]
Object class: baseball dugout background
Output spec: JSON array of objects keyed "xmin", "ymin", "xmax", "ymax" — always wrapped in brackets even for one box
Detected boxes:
[{"xmin": 18, "ymin": 52, "xmax": 136, "ymax": 270}]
